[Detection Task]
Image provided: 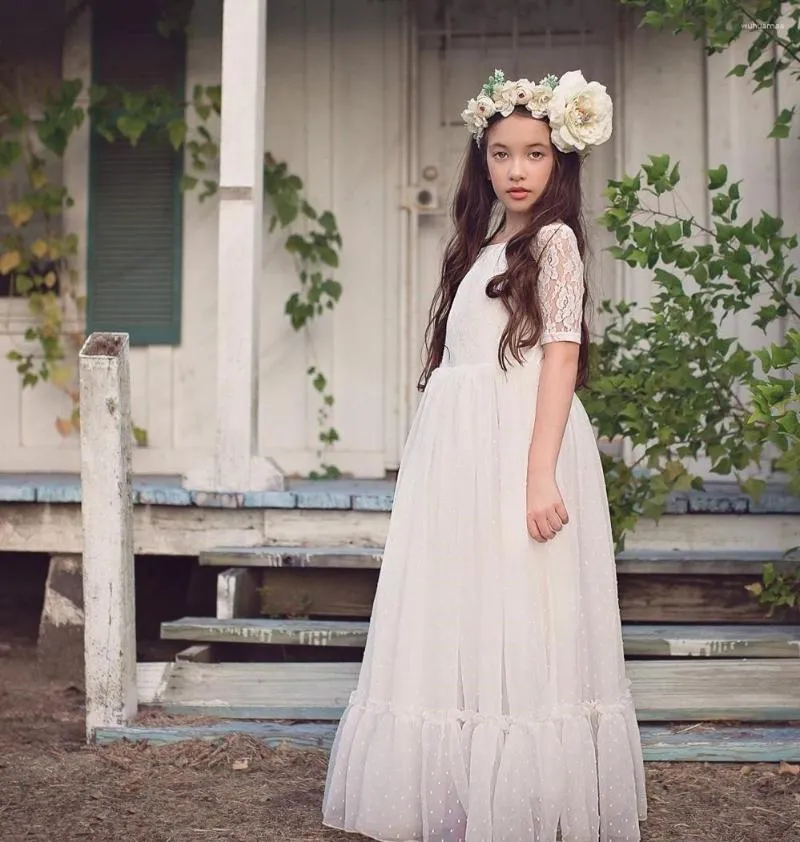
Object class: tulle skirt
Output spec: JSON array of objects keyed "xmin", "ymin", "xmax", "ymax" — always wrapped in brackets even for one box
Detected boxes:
[{"xmin": 321, "ymin": 357, "xmax": 648, "ymax": 842}]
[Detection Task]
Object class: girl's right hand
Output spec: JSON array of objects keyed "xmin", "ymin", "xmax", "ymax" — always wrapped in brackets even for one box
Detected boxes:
[{"xmin": 525, "ymin": 470, "xmax": 569, "ymax": 543}]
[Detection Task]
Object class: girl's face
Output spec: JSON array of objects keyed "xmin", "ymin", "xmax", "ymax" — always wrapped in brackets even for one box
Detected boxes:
[{"xmin": 485, "ymin": 113, "xmax": 556, "ymax": 222}]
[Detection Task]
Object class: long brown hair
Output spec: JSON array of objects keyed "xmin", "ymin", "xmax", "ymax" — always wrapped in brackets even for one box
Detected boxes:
[{"xmin": 417, "ymin": 106, "xmax": 592, "ymax": 392}]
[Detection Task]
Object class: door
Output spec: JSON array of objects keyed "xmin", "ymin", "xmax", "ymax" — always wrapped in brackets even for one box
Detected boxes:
[{"xmin": 400, "ymin": 0, "xmax": 620, "ymax": 448}]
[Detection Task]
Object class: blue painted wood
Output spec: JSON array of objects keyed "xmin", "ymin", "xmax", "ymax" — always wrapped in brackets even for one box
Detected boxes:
[
  {"xmin": 136, "ymin": 485, "xmax": 192, "ymax": 506},
  {"xmin": 36, "ymin": 482, "xmax": 82, "ymax": 503},
  {"xmin": 295, "ymin": 491, "xmax": 353, "ymax": 509},
  {"xmin": 189, "ymin": 491, "xmax": 244, "ymax": 508},
  {"xmin": 241, "ymin": 491, "xmax": 297, "ymax": 508},
  {"xmin": 93, "ymin": 722, "xmax": 800, "ymax": 762},
  {"xmin": 352, "ymin": 493, "xmax": 395, "ymax": 511},
  {"xmin": 0, "ymin": 482, "xmax": 36, "ymax": 502},
  {"xmin": 0, "ymin": 473, "xmax": 797, "ymax": 514},
  {"xmin": 94, "ymin": 721, "xmax": 337, "ymax": 748}
]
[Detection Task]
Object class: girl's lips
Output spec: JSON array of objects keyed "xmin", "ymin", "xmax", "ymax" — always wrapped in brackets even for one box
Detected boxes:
[{"xmin": 508, "ymin": 189, "xmax": 530, "ymax": 198}]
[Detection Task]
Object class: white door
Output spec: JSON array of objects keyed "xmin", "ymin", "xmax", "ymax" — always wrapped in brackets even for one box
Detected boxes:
[{"xmin": 400, "ymin": 0, "xmax": 619, "ymax": 449}]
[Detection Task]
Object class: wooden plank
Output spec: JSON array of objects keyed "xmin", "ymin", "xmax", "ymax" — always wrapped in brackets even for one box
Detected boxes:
[
  {"xmin": 217, "ymin": 567, "xmax": 260, "ymax": 619},
  {"xmin": 616, "ymin": 549, "xmax": 800, "ymax": 575},
  {"xmin": 202, "ymin": 545, "xmax": 799, "ymax": 575},
  {"xmin": 618, "ymin": 575, "xmax": 793, "ymax": 624},
  {"xmin": 640, "ymin": 724, "xmax": 800, "ymax": 762},
  {"xmin": 631, "ymin": 660, "xmax": 800, "ymax": 720},
  {"xmin": 136, "ymin": 660, "xmax": 800, "ymax": 721},
  {"xmin": 175, "ymin": 644, "xmax": 213, "ymax": 663},
  {"xmin": 201, "ymin": 545, "xmax": 385, "ymax": 568},
  {"xmin": 622, "ymin": 625, "xmax": 800, "ymax": 658},
  {"xmin": 161, "ymin": 618, "xmax": 800, "ymax": 658},
  {"xmin": 137, "ymin": 661, "xmax": 172, "ymax": 705},
  {"xmin": 259, "ymin": 568, "xmax": 378, "ymax": 618},
  {"xmin": 140, "ymin": 661, "xmax": 359, "ymax": 718},
  {"xmin": 95, "ymin": 721, "xmax": 337, "ymax": 749},
  {"xmin": 250, "ymin": 568, "xmax": 790, "ymax": 623},
  {"xmin": 161, "ymin": 617, "xmax": 370, "ymax": 647},
  {"xmin": 94, "ymin": 721, "xmax": 800, "ymax": 762},
  {"xmin": 79, "ymin": 333, "xmax": 138, "ymax": 737}
]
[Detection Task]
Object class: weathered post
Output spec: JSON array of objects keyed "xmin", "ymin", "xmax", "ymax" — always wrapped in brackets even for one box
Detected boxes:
[{"xmin": 78, "ymin": 332, "xmax": 137, "ymax": 739}]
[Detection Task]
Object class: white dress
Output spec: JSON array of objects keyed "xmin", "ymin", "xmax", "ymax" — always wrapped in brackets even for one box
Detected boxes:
[{"xmin": 322, "ymin": 222, "xmax": 648, "ymax": 842}]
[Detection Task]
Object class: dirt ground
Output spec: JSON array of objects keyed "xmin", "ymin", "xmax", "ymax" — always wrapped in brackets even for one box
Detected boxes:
[{"xmin": 1, "ymin": 636, "xmax": 798, "ymax": 842}]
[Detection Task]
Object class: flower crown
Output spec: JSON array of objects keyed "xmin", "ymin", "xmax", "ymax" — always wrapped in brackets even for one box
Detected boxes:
[{"xmin": 461, "ymin": 68, "xmax": 613, "ymax": 155}]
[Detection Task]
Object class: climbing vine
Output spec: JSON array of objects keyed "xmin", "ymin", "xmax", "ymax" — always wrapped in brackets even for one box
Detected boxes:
[{"xmin": 0, "ymin": 56, "xmax": 343, "ymax": 478}]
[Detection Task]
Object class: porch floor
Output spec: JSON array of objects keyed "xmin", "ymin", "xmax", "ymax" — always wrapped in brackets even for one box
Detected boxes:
[{"xmin": 0, "ymin": 472, "xmax": 798, "ymax": 514}]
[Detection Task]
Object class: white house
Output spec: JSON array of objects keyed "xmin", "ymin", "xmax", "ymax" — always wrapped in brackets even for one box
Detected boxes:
[{"xmin": 0, "ymin": 0, "xmax": 797, "ymax": 490}]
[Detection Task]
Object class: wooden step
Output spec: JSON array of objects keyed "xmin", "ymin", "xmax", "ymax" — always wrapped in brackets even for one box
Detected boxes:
[
  {"xmin": 137, "ymin": 659, "xmax": 800, "ymax": 721},
  {"xmin": 615, "ymin": 549, "xmax": 799, "ymax": 575},
  {"xmin": 622, "ymin": 624, "xmax": 800, "ymax": 657},
  {"xmin": 162, "ymin": 617, "xmax": 370, "ymax": 647},
  {"xmin": 93, "ymin": 721, "xmax": 800, "ymax": 762},
  {"xmin": 201, "ymin": 546, "xmax": 797, "ymax": 574},
  {"xmin": 161, "ymin": 618, "xmax": 800, "ymax": 658},
  {"xmin": 201, "ymin": 546, "xmax": 384, "ymax": 568}
]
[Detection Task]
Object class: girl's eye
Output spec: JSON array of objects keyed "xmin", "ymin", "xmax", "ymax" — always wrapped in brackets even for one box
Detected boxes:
[
  {"xmin": 494, "ymin": 151, "xmax": 507, "ymax": 160},
  {"xmin": 530, "ymin": 151, "xmax": 543, "ymax": 160}
]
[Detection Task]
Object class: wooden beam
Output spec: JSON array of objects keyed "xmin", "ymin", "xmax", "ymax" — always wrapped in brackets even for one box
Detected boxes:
[
  {"xmin": 135, "ymin": 660, "xmax": 800, "ymax": 721},
  {"xmin": 161, "ymin": 617, "xmax": 370, "ymax": 647},
  {"xmin": 201, "ymin": 545, "xmax": 385, "ymax": 568},
  {"xmin": 93, "ymin": 721, "xmax": 800, "ymax": 762},
  {"xmin": 217, "ymin": 568, "xmax": 261, "ymax": 619},
  {"xmin": 184, "ymin": 0, "xmax": 283, "ymax": 493},
  {"xmin": 200, "ymin": 546, "xmax": 799, "ymax": 573},
  {"xmin": 79, "ymin": 333, "xmax": 137, "ymax": 739},
  {"xmin": 175, "ymin": 644, "xmax": 214, "ymax": 663},
  {"xmin": 159, "ymin": 618, "xmax": 800, "ymax": 657}
]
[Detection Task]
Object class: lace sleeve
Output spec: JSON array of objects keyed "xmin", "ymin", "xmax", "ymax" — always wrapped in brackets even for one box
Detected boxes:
[{"xmin": 536, "ymin": 224, "xmax": 584, "ymax": 345}]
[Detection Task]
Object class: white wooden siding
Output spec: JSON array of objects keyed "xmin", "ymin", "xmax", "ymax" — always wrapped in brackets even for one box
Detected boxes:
[{"xmin": 0, "ymin": 2, "xmax": 796, "ymax": 481}]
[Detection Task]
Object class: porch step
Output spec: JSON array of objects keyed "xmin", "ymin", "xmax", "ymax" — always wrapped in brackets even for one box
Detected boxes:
[
  {"xmin": 200, "ymin": 545, "xmax": 384, "ymax": 568},
  {"xmin": 162, "ymin": 617, "xmax": 370, "ymax": 647},
  {"xmin": 200, "ymin": 545, "xmax": 797, "ymax": 574},
  {"xmin": 137, "ymin": 659, "xmax": 800, "ymax": 721},
  {"xmin": 161, "ymin": 618, "xmax": 800, "ymax": 658},
  {"xmin": 94, "ymin": 721, "xmax": 800, "ymax": 762}
]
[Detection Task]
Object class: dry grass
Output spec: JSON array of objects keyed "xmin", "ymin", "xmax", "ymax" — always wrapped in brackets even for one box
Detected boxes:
[{"xmin": 1, "ymin": 640, "xmax": 798, "ymax": 842}]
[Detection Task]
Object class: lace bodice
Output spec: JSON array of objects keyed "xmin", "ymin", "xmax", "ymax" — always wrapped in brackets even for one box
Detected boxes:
[{"xmin": 443, "ymin": 222, "xmax": 584, "ymax": 367}]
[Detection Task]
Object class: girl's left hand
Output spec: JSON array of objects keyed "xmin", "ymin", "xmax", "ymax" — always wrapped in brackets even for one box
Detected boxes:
[{"xmin": 525, "ymin": 471, "xmax": 569, "ymax": 543}]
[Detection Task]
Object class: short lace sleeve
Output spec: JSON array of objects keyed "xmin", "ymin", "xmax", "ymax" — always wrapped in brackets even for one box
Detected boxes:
[{"xmin": 536, "ymin": 224, "xmax": 584, "ymax": 345}]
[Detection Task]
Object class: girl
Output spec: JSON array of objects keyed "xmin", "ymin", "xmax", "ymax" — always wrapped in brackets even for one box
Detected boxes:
[{"xmin": 322, "ymin": 69, "xmax": 648, "ymax": 842}]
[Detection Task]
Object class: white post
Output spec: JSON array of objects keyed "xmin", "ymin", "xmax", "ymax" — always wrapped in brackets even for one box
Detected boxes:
[
  {"xmin": 79, "ymin": 332, "xmax": 137, "ymax": 739},
  {"xmin": 185, "ymin": 0, "xmax": 284, "ymax": 492}
]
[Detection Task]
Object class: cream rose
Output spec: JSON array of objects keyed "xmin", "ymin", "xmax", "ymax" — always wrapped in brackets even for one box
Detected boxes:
[
  {"xmin": 492, "ymin": 79, "xmax": 535, "ymax": 116},
  {"xmin": 526, "ymin": 84, "xmax": 555, "ymax": 119},
  {"xmin": 547, "ymin": 70, "xmax": 613, "ymax": 153},
  {"xmin": 461, "ymin": 94, "xmax": 497, "ymax": 138}
]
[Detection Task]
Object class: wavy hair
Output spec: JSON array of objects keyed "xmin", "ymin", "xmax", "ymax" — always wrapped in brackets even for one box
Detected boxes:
[{"xmin": 417, "ymin": 106, "xmax": 592, "ymax": 392}]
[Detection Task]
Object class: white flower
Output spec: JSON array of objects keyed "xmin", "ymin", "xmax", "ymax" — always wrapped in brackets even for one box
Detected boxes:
[
  {"xmin": 492, "ymin": 79, "xmax": 535, "ymax": 116},
  {"xmin": 547, "ymin": 69, "xmax": 613, "ymax": 153},
  {"xmin": 461, "ymin": 95, "xmax": 497, "ymax": 127},
  {"xmin": 526, "ymin": 84, "xmax": 555, "ymax": 118},
  {"xmin": 461, "ymin": 94, "xmax": 497, "ymax": 139}
]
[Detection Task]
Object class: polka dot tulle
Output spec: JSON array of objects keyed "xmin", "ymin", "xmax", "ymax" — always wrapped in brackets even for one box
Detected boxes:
[{"xmin": 321, "ymin": 225, "xmax": 648, "ymax": 841}]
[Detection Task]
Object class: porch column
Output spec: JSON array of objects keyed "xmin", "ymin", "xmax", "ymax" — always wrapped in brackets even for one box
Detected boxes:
[{"xmin": 186, "ymin": 0, "xmax": 284, "ymax": 492}]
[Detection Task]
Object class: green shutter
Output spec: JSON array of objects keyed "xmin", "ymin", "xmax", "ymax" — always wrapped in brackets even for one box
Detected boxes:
[{"xmin": 87, "ymin": 2, "xmax": 185, "ymax": 346}]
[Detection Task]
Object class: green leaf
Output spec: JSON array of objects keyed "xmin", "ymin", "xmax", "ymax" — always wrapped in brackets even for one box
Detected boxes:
[
  {"xmin": 708, "ymin": 164, "xmax": 728, "ymax": 190},
  {"xmin": 167, "ymin": 119, "xmax": 187, "ymax": 150},
  {"xmin": 116, "ymin": 115, "xmax": 148, "ymax": 145}
]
